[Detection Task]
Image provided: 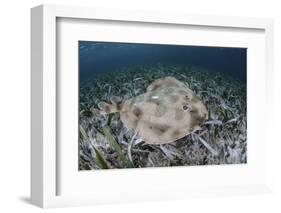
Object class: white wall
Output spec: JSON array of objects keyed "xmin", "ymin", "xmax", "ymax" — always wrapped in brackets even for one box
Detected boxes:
[{"xmin": 0, "ymin": 0, "xmax": 280, "ymax": 212}]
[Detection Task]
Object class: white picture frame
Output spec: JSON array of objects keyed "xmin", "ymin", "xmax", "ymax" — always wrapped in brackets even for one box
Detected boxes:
[{"xmin": 31, "ymin": 4, "xmax": 274, "ymax": 208}]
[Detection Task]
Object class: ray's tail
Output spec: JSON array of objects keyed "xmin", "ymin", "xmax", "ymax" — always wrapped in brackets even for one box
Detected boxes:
[{"xmin": 97, "ymin": 96, "xmax": 123, "ymax": 115}]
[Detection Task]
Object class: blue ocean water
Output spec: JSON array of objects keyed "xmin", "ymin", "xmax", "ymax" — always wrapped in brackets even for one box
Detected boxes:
[{"xmin": 79, "ymin": 41, "xmax": 246, "ymax": 83}]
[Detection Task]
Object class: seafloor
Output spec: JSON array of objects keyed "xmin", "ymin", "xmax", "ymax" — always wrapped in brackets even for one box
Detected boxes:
[{"xmin": 79, "ymin": 64, "xmax": 247, "ymax": 170}]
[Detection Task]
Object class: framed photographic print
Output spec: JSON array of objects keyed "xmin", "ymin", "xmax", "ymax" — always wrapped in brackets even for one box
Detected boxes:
[{"xmin": 31, "ymin": 4, "xmax": 274, "ymax": 208}]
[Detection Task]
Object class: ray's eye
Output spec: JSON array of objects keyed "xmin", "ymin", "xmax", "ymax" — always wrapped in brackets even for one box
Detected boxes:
[{"xmin": 182, "ymin": 104, "xmax": 191, "ymax": 112}]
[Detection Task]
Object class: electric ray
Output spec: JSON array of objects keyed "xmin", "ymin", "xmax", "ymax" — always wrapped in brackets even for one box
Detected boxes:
[{"xmin": 97, "ymin": 77, "xmax": 208, "ymax": 144}]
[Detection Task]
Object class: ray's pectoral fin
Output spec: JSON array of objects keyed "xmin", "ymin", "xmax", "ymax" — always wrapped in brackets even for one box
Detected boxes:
[
  {"xmin": 120, "ymin": 105, "xmax": 143, "ymax": 129},
  {"xmin": 190, "ymin": 125, "xmax": 201, "ymax": 132},
  {"xmin": 147, "ymin": 77, "xmax": 186, "ymax": 92},
  {"xmin": 136, "ymin": 120, "xmax": 172, "ymax": 145}
]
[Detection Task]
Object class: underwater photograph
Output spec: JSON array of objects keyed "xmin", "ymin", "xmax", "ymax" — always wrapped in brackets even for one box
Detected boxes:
[{"xmin": 79, "ymin": 41, "xmax": 247, "ymax": 170}]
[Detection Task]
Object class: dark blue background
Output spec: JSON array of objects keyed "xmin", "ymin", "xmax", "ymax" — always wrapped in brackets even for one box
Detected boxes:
[{"xmin": 79, "ymin": 41, "xmax": 246, "ymax": 82}]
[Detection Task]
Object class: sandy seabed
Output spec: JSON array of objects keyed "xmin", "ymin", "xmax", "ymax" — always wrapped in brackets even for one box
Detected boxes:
[{"xmin": 79, "ymin": 64, "xmax": 247, "ymax": 170}]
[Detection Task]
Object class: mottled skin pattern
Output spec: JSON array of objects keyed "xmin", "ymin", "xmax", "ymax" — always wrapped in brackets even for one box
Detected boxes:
[{"xmin": 98, "ymin": 77, "xmax": 208, "ymax": 144}]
